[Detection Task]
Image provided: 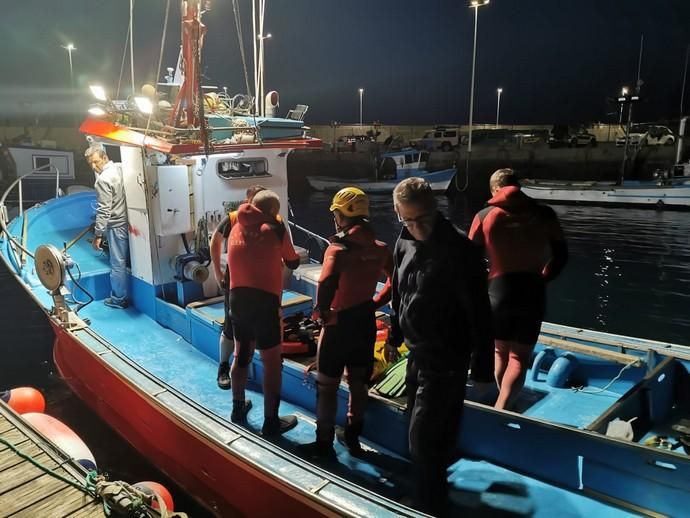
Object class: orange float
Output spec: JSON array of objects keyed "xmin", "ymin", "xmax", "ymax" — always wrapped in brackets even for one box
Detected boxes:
[{"xmin": 1, "ymin": 387, "xmax": 46, "ymax": 414}]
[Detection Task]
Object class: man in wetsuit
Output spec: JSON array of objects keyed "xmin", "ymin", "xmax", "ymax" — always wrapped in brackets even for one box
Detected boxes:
[
  {"xmin": 386, "ymin": 177, "xmax": 494, "ymax": 517},
  {"xmin": 226, "ymin": 190, "xmax": 301, "ymax": 435},
  {"xmin": 298, "ymin": 187, "xmax": 393, "ymax": 459},
  {"xmin": 210, "ymin": 185, "xmax": 268, "ymax": 390},
  {"xmin": 469, "ymin": 169, "xmax": 568, "ymax": 410}
]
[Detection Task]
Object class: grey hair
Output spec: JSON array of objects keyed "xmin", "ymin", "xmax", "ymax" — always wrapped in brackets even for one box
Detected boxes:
[
  {"xmin": 490, "ymin": 168, "xmax": 520, "ymax": 192},
  {"xmin": 84, "ymin": 145, "xmax": 107, "ymax": 160},
  {"xmin": 393, "ymin": 177, "xmax": 436, "ymax": 211},
  {"xmin": 252, "ymin": 189, "xmax": 280, "ymax": 214}
]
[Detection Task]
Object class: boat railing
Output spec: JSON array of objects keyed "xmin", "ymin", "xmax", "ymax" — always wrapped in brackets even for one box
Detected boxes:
[
  {"xmin": 0, "ymin": 163, "xmax": 62, "ymax": 269},
  {"xmin": 287, "ymin": 220, "xmax": 329, "ymax": 264}
]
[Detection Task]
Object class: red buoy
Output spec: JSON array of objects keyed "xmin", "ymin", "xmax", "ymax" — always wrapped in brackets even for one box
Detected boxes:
[
  {"xmin": 134, "ymin": 481, "xmax": 175, "ymax": 511},
  {"xmin": 1, "ymin": 387, "xmax": 46, "ymax": 414}
]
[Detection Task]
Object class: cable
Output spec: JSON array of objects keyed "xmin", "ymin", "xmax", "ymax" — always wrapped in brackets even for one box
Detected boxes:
[
  {"xmin": 232, "ymin": 0, "xmax": 252, "ymax": 98},
  {"xmin": 144, "ymin": 0, "xmax": 171, "ymax": 139},
  {"xmin": 572, "ymin": 360, "xmax": 638, "ymax": 395},
  {"xmin": 66, "ymin": 263, "xmax": 94, "ymax": 314}
]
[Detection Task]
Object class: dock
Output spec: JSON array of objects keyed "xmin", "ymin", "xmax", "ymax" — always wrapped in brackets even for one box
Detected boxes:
[{"xmin": 0, "ymin": 400, "xmax": 105, "ymax": 518}]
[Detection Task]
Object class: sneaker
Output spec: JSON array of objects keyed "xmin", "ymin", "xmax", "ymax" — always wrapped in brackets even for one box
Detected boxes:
[
  {"xmin": 230, "ymin": 400, "xmax": 252, "ymax": 423},
  {"xmin": 217, "ymin": 362, "xmax": 231, "ymax": 390},
  {"xmin": 297, "ymin": 440, "xmax": 337, "ymax": 461},
  {"xmin": 261, "ymin": 415, "xmax": 298, "ymax": 436},
  {"xmin": 104, "ymin": 297, "xmax": 129, "ymax": 309}
]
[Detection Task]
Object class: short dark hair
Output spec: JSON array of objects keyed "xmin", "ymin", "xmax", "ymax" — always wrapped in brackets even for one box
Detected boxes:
[
  {"xmin": 490, "ymin": 168, "xmax": 520, "ymax": 192},
  {"xmin": 393, "ymin": 177, "xmax": 436, "ymax": 212}
]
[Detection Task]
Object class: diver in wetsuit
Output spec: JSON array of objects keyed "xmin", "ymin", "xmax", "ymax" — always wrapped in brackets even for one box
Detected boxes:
[{"xmin": 469, "ymin": 169, "xmax": 568, "ymax": 410}]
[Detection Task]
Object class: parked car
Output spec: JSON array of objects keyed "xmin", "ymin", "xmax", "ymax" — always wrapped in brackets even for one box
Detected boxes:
[
  {"xmin": 548, "ymin": 125, "xmax": 597, "ymax": 148},
  {"xmin": 410, "ymin": 126, "xmax": 461, "ymax": 151},
  {"xmin": 615, "ymin": 125, "xmax": 675, "ymax": 147}
]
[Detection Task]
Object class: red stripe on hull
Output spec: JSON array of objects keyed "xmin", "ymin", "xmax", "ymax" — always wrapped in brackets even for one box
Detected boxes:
[{"xmin": 51, "ymin": 324, "xmax": 333, "ymax": 518}]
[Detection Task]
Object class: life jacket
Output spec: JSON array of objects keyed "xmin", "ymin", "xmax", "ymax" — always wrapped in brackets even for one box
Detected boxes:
[{"xmin": 227, "ymin": 203, "xmax": 297, "ymax": 297}]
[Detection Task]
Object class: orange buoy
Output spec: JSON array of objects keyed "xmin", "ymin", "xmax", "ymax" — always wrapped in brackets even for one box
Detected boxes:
[
  {"xmin": 22, "ymin": 413, "xmax": 97, "ymax": 470},
  {"xmin": 134, "ymin": 481, "xmax": 175, "ymax": 511},
  {"xmin": 1, "ymin": 387, "xmax": 46, "ymax": 414}
]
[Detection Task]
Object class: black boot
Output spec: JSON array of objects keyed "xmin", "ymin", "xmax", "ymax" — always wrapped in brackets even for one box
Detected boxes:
[
  {"xmin": 262, "ymin": 414, "xmax": 298, "ymax": 436},
  {"xmin": 217, "ymin": 361, "xmax": 231, "ymax": 390},
  {"xmin": 298, "ymin": 426, "xmax": 337, "ymax": 460},
  {"xmin": 231, "ymin": 399, "xmax": 252, "ymax": 423},
  {"xmin": 336, "ymin": 420, "xmax": 364, "ymax": 457}
]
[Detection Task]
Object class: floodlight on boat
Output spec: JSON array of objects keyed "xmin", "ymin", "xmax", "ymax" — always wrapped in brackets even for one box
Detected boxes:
[
  {"xmin": 134, "ymin": 96, "xmax": 154, "ymax": 115},
  {"xmin": 89, "ymin": 85, "xmax": 108, "ymax": 102},
  {"xmin": 87, "ymin": 105, "xmax": 107, "ymax": 117}
]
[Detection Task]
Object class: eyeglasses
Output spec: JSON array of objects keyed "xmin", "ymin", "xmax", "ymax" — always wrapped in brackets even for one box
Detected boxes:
[{"xmin": 396, "ymin": 212, "xmax": 435, "ymax": 228}]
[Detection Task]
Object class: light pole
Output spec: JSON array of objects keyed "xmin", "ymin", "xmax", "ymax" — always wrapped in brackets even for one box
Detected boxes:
[
  {"xmin": 495, "ymin": 88, "xmax": 502, "ymax": 128},
  {"xmin": 618, "ymin": 87, "xmax": 628, "ymax": 126},
  {"xmin": 358, "ymin": 88, "xmax": 364, "ymax": 126},
  {"xmin": 466, "ymin": 1, "xmax": 489, "ymax": 163}
]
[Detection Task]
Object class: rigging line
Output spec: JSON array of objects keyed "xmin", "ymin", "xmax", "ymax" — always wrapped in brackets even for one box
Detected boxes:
[
  {"xmin": 145, "ymin": 0, "xmax": 171, "ymax": 139},
  {"xmin": 232, "ymin": 0, "xmax": 252, "ymax": 98},
  {"xmin": 116, "ymin": 20, "xmax": 131, "ymax": 98},
  {"xmin": 129, "ymin": 0, "xmax": 136, "ymax": 96}
]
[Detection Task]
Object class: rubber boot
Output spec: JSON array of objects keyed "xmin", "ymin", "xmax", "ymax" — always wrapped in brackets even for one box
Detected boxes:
[
  {"xmin": 337, "ymin": 420, "xmax": 364, "ymax": 457},
  {"xmin": 231, "ymin": 399, "xmax": 252, "ymax": 423},
  {"xmin": 298, "ymin": 425, "xmax": 337, "ymax": 460},
  {"xmin": 217, "ymin": 361, "xmax": 231, "ymax": 390}
]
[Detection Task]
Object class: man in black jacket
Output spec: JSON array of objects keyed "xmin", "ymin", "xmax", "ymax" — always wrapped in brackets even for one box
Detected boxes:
[{"xmin": 385, "ymin": 177, "xmax": 494, "ymax": 517}]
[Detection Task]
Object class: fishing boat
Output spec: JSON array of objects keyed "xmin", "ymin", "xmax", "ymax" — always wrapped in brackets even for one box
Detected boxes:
[
  {"xmin": 1, "ymin": 3, "xmax": 689, "ymax": 517},
  {"xmin": 306, "ymin": 148, "xmax": 456, "ymax": 193},
  {"xmin": 521, "ymin": 172, "xmax": 690, "ymax": 209}
]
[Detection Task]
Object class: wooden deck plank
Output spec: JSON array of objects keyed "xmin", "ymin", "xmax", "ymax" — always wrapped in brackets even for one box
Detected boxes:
[
  {"xmin": 0, "ymin": 441, "xmax": 44, "ymax": 472},
  {"xmin": 13, "ymin": 486, "xmax": 101, "ymax": 518},
  {"xmin": 0, "ymin": 473, "xmax": 70, "ymax": 517},
  {"xmin": 0, "ymin": 428, "xmax": 29, "ymax": 452},
  {"xmin": 0, "ymin": 451, "xmax": 73, "ymax": 495},
  {"xmin": 0, "ymin": 417, "xmax": 15, "ymax": 435}
]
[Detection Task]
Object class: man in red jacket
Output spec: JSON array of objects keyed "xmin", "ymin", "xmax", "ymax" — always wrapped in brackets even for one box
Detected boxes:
[
  {"xmin": 227, "ymin": 190, "xmax": 301, "ymax": 435},
  {"xmin": 298, "ymin": 187, "xmax": 393, "ymax": 459},
  {"xmin": 469, "ymin": 169, "xmax": 568, "ymax": 410}
]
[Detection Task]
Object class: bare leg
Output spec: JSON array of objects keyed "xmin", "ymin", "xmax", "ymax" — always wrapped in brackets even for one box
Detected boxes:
[
  {"xmin": 494, "ymin": 341, "xmax": 534, "ymax": 411},
  {"xmin": 494, "ymin": 340, "xmax": 510, "ymax": 388}
]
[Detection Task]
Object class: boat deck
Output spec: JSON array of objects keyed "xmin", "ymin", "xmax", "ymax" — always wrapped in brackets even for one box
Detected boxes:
[
  {"xmin": 72, "ymin": 300, "xmax": 635, "ymax": 516},
  {"xmin": 0, "ymin": 401, "xmax": 106, "ymax": 518}
]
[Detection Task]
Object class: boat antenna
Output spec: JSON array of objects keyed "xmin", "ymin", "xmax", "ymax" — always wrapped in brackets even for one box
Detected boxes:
[
  {"xmin": 680, "ymin": 43, "xmax": 689, "ymax": 118},
  {"xmin": 129, "ymin": 0, "xmax": 136, "ymax": 96},
  {"xmin": 232, "ymin": 0, "xmax": 252, "ymax": 98},
  {"xmin": 116, "ymin": 22, "xmax": 131, "ymax": 99},
  {"xmin": 144, "ymin": 0, "xmax": 171, "ymax": 139}
]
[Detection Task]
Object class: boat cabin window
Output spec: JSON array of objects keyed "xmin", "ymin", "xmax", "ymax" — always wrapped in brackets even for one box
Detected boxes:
[
  {"xmin": 404, "ymin": 154, "xmax": 415, "ymax": 164},
  {"xmin": 420, "ymin": 152, "xmax": 429, "ymax": 162},
  {"xmin": 217, "ymin": 158, "xmax": 269, "ymax": 180}
]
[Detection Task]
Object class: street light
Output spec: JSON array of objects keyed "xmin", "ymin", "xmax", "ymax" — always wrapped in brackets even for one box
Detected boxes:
[
  {"xmin": 496, "ymin": 88, "xmax": 503, "ymax": 128},
  {"xmin": 358, "ymin": 88, "xmax": 364, "ymax": 125},
  {"xmin": 466, "ymin": 0, "xmax": 489, "ymax": 158},
  {"xmin": 619, "ymin": 86, "xmax": 629, "ymax": 125}
]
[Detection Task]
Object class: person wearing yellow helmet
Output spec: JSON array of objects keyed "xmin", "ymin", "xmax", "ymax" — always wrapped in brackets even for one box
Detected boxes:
[{"xmin": 298, "ymin": 187, "xmax": 393, "ymax": 460}]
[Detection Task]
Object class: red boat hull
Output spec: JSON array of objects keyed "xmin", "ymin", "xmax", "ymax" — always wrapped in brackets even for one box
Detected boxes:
[{"xmin": 51, "ymin": 323, "xmax": 334, "ymax": 517}]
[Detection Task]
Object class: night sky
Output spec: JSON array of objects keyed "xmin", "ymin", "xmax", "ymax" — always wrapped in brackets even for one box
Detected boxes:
[{"xmin": 2, "ymin": 0, "xmax": 689, "ymax": 126}]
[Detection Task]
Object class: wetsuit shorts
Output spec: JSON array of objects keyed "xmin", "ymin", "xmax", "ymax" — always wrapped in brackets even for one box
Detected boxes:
[
  {"xmin": 318, "ymin": 300, "xmax": 377, "ymax": 379},
  {"xmin": 229, "ymin": 287, "xmax": 281, "ymax": 350},
  {"xmin": 489, "ymin": 273, "xmax": 545, "ymax": 345}
]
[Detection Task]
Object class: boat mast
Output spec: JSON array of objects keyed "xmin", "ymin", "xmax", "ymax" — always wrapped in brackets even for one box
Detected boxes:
[
  {"xmin": 169, "ymin": 0, "xmax": 207, "ymax": 128},
  {"xmin": 620, "ymin": 34, "xmax": 644, "ymax": 185}
]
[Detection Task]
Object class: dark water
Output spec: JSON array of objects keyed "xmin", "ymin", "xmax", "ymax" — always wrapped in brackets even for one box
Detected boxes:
[
  {"xmin": 2, "ymin": 190, "xmax": 688, "ymax": 518},
  {"xmin": 290, "ymin": 191, "xmax": 690, "ymax": 346}
]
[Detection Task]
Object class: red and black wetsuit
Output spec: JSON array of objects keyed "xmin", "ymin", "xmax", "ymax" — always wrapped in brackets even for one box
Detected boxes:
[
  {"xmin": 315, "ymin": 223, "xmax": 393, "ymax": 378},
  {"xmin": 469, "ymin": 186, "xmax": 568, "ymax": 344},
  {"xmin": 227, "ymin": 203, "xmax": 299, "ymax": 352}
]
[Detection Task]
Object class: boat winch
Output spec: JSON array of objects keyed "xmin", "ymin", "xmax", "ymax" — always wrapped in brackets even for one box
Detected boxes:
[
  {"xmin": 171, "ymin": 252, "xmax": 209, "ymax": 283},
  {"xmin": 34, "ymin": 244, "xmax": 86, "ymax": 330}
]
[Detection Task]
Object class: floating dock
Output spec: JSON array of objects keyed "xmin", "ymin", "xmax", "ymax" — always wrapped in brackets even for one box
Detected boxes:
[{"xmin": 0, "ymin": 400, "xmax": 105, "ymax": 518}]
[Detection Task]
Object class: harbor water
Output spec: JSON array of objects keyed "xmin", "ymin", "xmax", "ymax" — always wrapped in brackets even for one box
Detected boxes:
[{"xmin": 1, "ymin": 189, "xmax": 689, "ymax": 516}]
